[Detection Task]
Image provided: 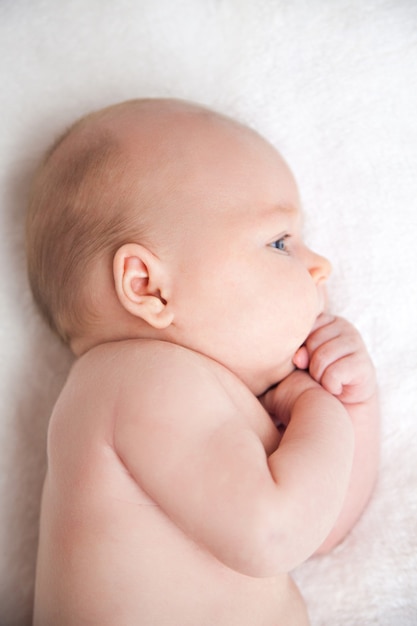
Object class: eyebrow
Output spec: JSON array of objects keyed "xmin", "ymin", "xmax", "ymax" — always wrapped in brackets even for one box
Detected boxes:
[
  {"xmin": 261, "ymin": 204, "xmax": 303, "ymax": 223},
  {"xmin": 261, "ymin": 205, "xmax": 306, "ymax": 239}
]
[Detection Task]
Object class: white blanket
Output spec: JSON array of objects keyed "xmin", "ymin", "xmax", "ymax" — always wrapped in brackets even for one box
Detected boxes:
[{"xmin": 1, "ymin": 1, "xmax": 416, "ymax": 624}]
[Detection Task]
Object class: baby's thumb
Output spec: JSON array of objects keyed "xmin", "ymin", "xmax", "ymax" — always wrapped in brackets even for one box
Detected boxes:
[{"xmin": 293, "ymin": 346, "xmax": 310, "ymax": 370}]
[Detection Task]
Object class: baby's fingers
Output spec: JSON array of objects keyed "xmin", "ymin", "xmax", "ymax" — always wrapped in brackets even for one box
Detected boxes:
[
  {"xmin": 306, "ymin": 317, "xmax": 363, "ymax": 382},
  {"xmin": 292, "ymin": 345, "xmax": 310, "ymax": 370},
  {"xmin": 308, "ymin": 335, "xmax": 356, "ymax": 384},
  {"xmin": 321, "ymin": 355, "xmax": 376, "ymax": 403}
]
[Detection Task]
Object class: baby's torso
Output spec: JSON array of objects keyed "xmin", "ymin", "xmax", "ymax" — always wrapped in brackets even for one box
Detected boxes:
[{"xmin": 33, "ymin": 340, "xmax": 309, "ymax": 626}]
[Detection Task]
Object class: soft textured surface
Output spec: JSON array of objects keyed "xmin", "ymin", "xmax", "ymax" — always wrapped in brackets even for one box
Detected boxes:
[{"xmin": 1, "ymin": 1, "xmax": 416, "ymax": 624}]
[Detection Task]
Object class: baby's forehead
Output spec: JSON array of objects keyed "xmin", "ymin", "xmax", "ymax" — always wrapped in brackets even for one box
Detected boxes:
[
  {"xmin": 49, "ymin": 101, "xmax": 297, "ymax": 227},
  {"xmin": 49, "ymin": 99, "xmax": 275, "ymax": 174},
  {"xmin": 50, "ymin": 102, "xmax": 274, "ymax": 198}
]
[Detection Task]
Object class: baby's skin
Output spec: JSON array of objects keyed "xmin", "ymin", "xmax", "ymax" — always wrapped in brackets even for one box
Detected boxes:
[
  {"xmin": 31, "ymin": 100, "xmax": 379, "ymax": 625},
  {"xmin": 34, "ymin": 318, "xmax": 377, "ymax": 625}
]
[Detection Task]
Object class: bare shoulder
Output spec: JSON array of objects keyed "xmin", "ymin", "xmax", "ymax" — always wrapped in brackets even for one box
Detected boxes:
[
  {"xmin": 82, "ymin": 339, "xmax": 278, "ymax": 457},
  {"xmin": 66, "ymin": 339, "xmax": 242, "ymax": 425},
  {"xmin": 108, "ymin": 338, "xmax": 249, "ymax": 423},
  {"xmin": 77, "ymin": 338, "xmax": 217, "ymax": 373},
  {"xmin": 48, "ymin": 338, "xmax": 240, "ymax": 479},
  {"xmin": 75, "ymin": 338, "xmax": 233, "ymax": 395},
  {"xmin": 67, "ymin": 338, "xmax": 277, "ymax": 453},
  {"xmin": 55, "ymin": 339, "xmax": 277, "ymax": 444},
  {"xmin": 68, "ymin": 338, "xmax": 207, "ymax": 388}
]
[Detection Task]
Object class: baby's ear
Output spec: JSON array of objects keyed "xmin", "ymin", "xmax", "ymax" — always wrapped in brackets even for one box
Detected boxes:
[{"xmin": 113, "ymin": 243, "xmax": 174, "ymax": 329}]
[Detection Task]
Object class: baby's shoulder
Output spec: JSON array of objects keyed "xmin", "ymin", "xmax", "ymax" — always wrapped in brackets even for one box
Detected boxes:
[
  {"xmin": 73, "ymin": 338, "xmax": 239, "ymax": 404},
  {"xmin": 79, "ymin": 338, "xmax": 219, "ymax": 375},
  {"xmin": 66, "ymin": 339, "xmax": 274, "ymax": 455}
]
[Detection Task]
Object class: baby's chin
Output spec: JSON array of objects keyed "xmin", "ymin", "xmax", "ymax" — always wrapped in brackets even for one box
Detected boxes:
[
  {"xmin": 251, "ymin": 333, "xmax": 314, "ymax": 396},
  {"xmin": 268, "ymin": 342, "xmax": 310, "ymax": 388},
  {"xmin": 261, "ymin": 359, "xmax": 298, "ymax": 395}
]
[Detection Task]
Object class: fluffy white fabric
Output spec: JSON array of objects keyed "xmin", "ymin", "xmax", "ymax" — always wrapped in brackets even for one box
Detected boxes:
[{"xmin": 1, "ymin": 1, "xmax": 416, "ymax": 624}]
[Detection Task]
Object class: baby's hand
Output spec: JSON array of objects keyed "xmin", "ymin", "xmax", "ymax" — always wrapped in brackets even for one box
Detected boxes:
[
  {"xmin": 293, "ymin": 314, "xmax": 376, "ymax": 405},
  {"xmin": 260, "ymin": 369, "xmax": 322, "ymax": 429}
]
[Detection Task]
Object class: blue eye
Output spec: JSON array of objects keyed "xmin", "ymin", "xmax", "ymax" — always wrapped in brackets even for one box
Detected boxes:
[{"xmin": 270, "ymin": 236, "xmax": 289, "ymax": 252}]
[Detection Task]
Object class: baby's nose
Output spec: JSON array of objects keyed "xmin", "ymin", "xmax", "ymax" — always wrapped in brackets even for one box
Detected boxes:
[{"xmin": 308, "ymin": 250, "xmax": 332, "ymax": 284}]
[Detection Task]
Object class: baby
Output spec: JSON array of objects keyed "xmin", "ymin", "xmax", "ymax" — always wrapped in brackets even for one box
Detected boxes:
[{"xmin": 26, "ymin": 98, "xmax": 380, "ymax": 625}]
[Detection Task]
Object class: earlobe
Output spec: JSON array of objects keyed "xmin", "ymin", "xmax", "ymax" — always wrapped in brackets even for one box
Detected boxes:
[{"xmin": 113, "ymin": 243, "xmax": 174, "ymax": 330}]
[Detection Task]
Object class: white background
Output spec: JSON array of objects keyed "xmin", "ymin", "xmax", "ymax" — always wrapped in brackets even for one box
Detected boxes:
[{"xmin": 1, "ymin": 1, "xmax": 416, "ymax": 624}]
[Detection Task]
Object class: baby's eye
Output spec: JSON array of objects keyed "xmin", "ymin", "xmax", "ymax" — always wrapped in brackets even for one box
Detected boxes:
[{"xmin": 270, "ymin": 235, "xmax": 289, "ymax": 252}]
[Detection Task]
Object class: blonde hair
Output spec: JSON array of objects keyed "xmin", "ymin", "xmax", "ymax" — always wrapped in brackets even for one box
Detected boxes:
[{"xmin": 26, "ymin": 112, "xmax": 144, "ymax": 345}]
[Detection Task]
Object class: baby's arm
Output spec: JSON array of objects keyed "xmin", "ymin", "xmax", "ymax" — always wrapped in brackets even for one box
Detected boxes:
[
  {"xmin": 259, "ymin": 370, "xmax": 355, "ymax": 567},
  {"xmin": 293, "ymin": 314, "xmax": 380, "ymax": 553},
  {"xmin": 113, "ymin": 341, "xmax": 354, "ymax": 578}
]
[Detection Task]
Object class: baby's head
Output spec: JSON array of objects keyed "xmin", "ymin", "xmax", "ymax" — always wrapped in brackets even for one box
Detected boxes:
[{"xmin": 27, "ymin": 99, "xmax": 330, "ymax": 394}]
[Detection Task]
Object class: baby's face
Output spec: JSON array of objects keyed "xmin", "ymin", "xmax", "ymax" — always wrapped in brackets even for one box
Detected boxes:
[{"xmin": 137, "ymin": 116, "xmax": 332, "ymax": 395}]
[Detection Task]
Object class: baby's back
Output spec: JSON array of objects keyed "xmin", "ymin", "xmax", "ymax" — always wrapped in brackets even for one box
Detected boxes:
[{"xmin": 33, "ymin": 340, "xmax": 309, "ymax": 626}]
